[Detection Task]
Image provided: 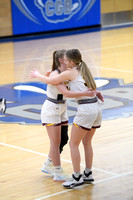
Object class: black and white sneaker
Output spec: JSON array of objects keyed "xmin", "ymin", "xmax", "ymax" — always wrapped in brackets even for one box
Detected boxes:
[
  {"xmin": 62, "ymin": 174, "xmax": 84, "ymax": 189},
  {"xmin": 0, "ymin": 98, "xmax": 6, "ymax": 113},
  {"xmin": 83, "ymin": 170, "xmax": 94, "ymax": 183}
]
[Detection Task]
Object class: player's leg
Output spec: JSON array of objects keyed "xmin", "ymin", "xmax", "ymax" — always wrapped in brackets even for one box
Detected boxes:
[
  {"xmin": 42, "ymin": 125, "xmax": 69, "ymax": 181},
  {"xmin": 82, "ymin": 128, "xmax": 96, "ymax": 183},
  {"xmin": 63, "ymin": 125, "xmax": 87, "ymax": 188},
  {"xmin": 46, "ymin": 125, "xmax": 61, "ymax": 166},
  {"xmin": 47, "ymin": 125, "xmax": 70, "ymax": 182},
  {"xmin": 41, "ymin": 125, "xmax": 61, "ymax": 175},
  {"xmin": 70, "ymin": 125, "xmax": 87, "ymax": 172}
]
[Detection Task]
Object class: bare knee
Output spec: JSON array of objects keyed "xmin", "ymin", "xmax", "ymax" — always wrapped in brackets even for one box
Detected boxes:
[
  {"xmin": 50, "ymin": 141, "xmax": 60, "ymax": 151},
  {"xmin": 69, "ymin": 140, "xmax": 78, "ymax": 151},
  {"xmin": 82, "ymin": 139, "xmax": 91, "ymax": 147}
]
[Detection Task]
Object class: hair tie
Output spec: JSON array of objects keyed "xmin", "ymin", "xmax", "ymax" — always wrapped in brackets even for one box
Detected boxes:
[
  {"xmin": 76, "ymin": 60, "xmax": 82, "ymax": 66},
  {"xmin": 79, "ymin": 60, "xmax": 82, "ymax": 65}
]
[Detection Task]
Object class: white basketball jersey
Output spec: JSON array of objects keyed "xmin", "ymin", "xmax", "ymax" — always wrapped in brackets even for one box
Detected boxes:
[
  {"xmin": 46, "ymin": 70, "xmax": 66, "ymax": 100},
  {"xmin": 46, "ymin": 84, "xmax": 66, "ymax": 100},
  {"xmin": 69, "ymin": 72, "xmax": 96, "ymax": 101}
]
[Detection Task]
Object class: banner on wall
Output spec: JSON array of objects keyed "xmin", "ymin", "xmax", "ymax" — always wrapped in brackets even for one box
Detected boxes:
[{"xmin": 11, "ymin": 0, "xmax": 101, "ymax": 35}]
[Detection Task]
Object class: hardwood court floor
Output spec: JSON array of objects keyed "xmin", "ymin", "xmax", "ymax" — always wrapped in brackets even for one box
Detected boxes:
[{"xmin": 0, "ymin": 27, "xmax": 133, "ymax": 200}]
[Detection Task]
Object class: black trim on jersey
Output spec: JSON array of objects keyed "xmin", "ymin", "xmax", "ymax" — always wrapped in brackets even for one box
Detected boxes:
[
  {"xmin": 55, "ymin": 69, "xmax": 63, "ymax": 100},
  {"xmin": 77, "ymin": 97, "xmax": 97, "ymax": 104},
  {"xmin": 47, "ymin": 97, "xmax": 66, "ymax": 104}
]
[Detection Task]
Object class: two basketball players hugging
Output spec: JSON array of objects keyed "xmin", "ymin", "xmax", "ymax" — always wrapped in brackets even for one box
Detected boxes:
[{"xmin": 29, "ymin": 49, "xmax": 104, "ymax": 188}]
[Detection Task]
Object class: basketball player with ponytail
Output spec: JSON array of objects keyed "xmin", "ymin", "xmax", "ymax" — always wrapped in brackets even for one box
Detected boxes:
[{"xmin": 30, "ymin": 49, "xmax": 103, "ymax": 187}]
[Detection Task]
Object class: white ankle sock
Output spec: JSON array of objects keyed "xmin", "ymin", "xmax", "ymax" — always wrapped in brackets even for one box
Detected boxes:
[
  {"xmin": 54, "ymin": 166, "xmax": 62, "ymax": 172},
  {"xmin": 46, "ymin": 156, "xmax": 52, "ymax": 165},
  {"xmin": 85, "ymin": 168, "xmax": 91, "ymax": 174},
  {"xmin": 74, "ymin": 172, "xmax": 81, "ymax": 178}
]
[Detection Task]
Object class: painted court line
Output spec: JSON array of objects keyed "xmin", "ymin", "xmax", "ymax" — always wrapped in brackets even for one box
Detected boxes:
[
  {"xmin": 88, "ymin": 43, "xmax": 133, "ymax": 52},
  {"xmin": 35, "ymin": 171, "xmax": 133, "ymax": 200},
  {"xmin": 0, "ymin": 142, "xmax": 47, "ymax": 156},
  {"xmin": 0, "ymin": 43, "xmax": 133, "ymax": 66},
  {"xmin": 0, "ymin": 58, "xmax": 132, "ymax": 74},
  {"xmin": 0, "ymin": 56, "xmax": 50, "ymax": 64},
  {"xmin": 0, "ymin": 142, "xmax": 118, "ymax": 176},
  {"xmin": 1, "ymin": 142, "xmax": 132, "ymax": 200},
  {"xmin": 90, "ymin": 65, "xmax": 133, "ymax": 74}
]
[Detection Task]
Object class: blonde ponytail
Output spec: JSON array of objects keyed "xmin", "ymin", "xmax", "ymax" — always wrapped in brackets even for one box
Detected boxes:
[{"xmin": 79, "ymin": 61, "xmax": 96, "ymax": 90}]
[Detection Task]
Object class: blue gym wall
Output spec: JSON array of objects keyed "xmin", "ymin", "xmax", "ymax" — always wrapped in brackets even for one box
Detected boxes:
[{"xmin": 11, "ymin": 0, "xmax": 101, "ymax": 35}]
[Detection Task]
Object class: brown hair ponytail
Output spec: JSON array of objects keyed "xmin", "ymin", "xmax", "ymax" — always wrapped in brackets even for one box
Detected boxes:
[
  {"xmin": 51, "ymin": 51, "xmax": 58, "ymax": 71},
  {"xmin": 51, "ymin": 49, "xmax": 66, "ymax": 71}
]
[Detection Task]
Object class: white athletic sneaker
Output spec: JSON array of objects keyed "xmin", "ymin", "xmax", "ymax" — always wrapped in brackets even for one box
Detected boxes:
[
  {"xmin": 41, "ymin": 162, "xmax": 54, "ymax": 176},
  {"xmin": 82, "ymin": 170, "xmax": 94, "ymax": 183},
  {"xmin": 62, "ymin": 174, "xmax": 84, "ymax": 188},
  {"xmin": 0, "ymin": 99, "xmax": 6, "ymax": 113},
  {"xmin": 53, "ymin": 168, "xmax": 70, "ymax": 182}
]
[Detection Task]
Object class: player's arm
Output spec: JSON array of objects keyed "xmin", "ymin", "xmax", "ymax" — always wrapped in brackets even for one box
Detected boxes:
[
  {"xmin": 29, "ymin": 68, "xmax": 73, "ymax": 85},
  {"xmin": 56, "ymin": 84, "xmax": 104, "ymax": 100},
  {"xmin": 56, "ymin": 84, "xmax": 96, "ymax": 98},
  {"xmin": 48, "ymin": 71, "xmax": 95, "ymax": 98}
]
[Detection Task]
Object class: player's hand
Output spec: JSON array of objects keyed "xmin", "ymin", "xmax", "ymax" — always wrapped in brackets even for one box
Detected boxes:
[
  {"xmin": 45, "ymin": 70, "xmax": 51, "ymax": 77},
  {"xmin": 29, "ymin": 68, "xmax": 40, "ymax": 78},
  {"xmin": 85, "ymin": 89, "xmax": 96, "ymax": 97},
  {"xmin": 96, "ymin": 92, "xmax": 104, "ymax": 102}
]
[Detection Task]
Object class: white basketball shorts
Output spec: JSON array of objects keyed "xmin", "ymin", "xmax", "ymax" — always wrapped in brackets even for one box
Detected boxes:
[
  {"xmin": 41, "ymin": 100, "xmax": 68, "ymax": 126},
  {"xmin": 73, "ymin": 101, "xmax": 102, "ymax": 130}
]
